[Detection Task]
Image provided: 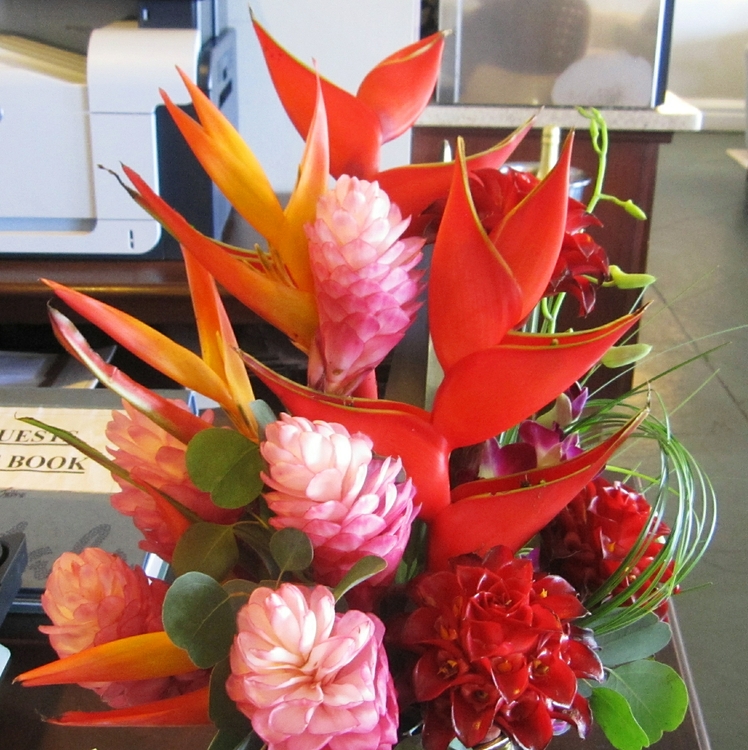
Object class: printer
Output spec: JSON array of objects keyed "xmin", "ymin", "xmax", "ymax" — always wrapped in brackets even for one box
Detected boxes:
[{"xmin": 0, "ymin": 0, "xmax": 237, "ymax": 258}]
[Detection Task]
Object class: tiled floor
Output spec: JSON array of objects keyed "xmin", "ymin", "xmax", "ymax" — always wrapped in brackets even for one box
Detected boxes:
[{"xmin": 633, "ymin": 131, "xmax": 748, "ymax": 749}]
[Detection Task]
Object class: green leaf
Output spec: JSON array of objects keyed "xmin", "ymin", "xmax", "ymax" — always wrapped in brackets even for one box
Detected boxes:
[
  {"xmin": 232, "ymin": 521, "xmax": 278, "ymax": 577},
  {"xmin": 172, "ymin": 522, "xmax": 239, "ymax": 581},
  {"xmin": 162, "ymin": 572, "xmax": 238, "ymax": 668},
  {"xmin": 249, "ymin": 399, "xmax": 277, "ymax": 442},
  {"xmin": 395, "ymin": 517, "xmax": 427, "ymax": 584},
  {"xmin": 187, "ymin": 427, "xmax": 264, "ymax": 508},
  {"xmin": 605, "ymin": 661, "xmax": 689, "ymax": 744},
  {"xmin": 333, "ymin": 556, "xmax": 387, "ymax": 601},
  {"xmin": 209, "ymin": 658, "xmax": 252, "ymax": 735},
  {"xmin": 222, "ymin": 578, "xmax": 257, "ymax": 616},
  {"xmin": 269, "ymin": 527, "xmax": 314, "ymax": 572},
  {"xmin": 596, "ymin": 615, "xmax": 672, "ymax": 667},
  {"xmin": 591, "ymin": 686, "xmax": 650, "ymax": 750}
]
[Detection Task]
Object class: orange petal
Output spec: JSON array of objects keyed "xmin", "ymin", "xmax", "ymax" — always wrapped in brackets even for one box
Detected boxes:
[
  {"xmin": 356, "ymin": 32, "xmax": 446, "ymax": 142},
  {"xmin": 490, "ymin": 134, "xmax": 573, "ymax": 320},
  {"xmin": 48, "ymin": 306, "xmax": 210, "ymax": 444},
  {"xmin": 279, "ymin": 71, "xmax": 329, "ymax": 293},
  {"xmin": 44, "ymin": 280, "xmax": 233, "ymax": 408},
  {"xmin": 122, "ymin": 166, "xmax": 318, "ymax": 350},
  {"xmin": 427, "ymin": 413, "xmax": 645, "ymax": 569},
  {"xmin": 183, "ymin": 247, "xmax": 231, "ymax": 378},
  {"xmin": 182, "ymin": 249, "xmax": 256, "ymax": 437},
  {"xmin": 429, "ymin": 139, "xmax": 523, "ymax": 372},
  {"xmin": 16, "ymin": 632, "xmax": 197, "ymax": 687},
  {"xmin": 162, "ymin": 72, "xmax": 284, "ymax": 247},
  {"xmin": 431, "ymin": 311, "xmax": 643, "ymax": 449},
  {"xmin": 376, "ymin": 119, "xmax": 534, "ymax": 225},
  {"xmin": 50, "ymin": 687, "xmax": 211, "ymax": 726},
  {"xmin": 252, "ymin": 15, "xmax": 381, "ymax": 179}
]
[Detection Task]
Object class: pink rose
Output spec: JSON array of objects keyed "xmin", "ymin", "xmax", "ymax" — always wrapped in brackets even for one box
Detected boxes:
[{"xmin": 227, "ymin": 584, "xmax": 398, "ymax": 750}]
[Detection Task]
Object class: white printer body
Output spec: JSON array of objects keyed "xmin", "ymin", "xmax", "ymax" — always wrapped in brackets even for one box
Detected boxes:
[{"xmin": 0, "ymin": 20, "xmax": 235, "ymax": 257}]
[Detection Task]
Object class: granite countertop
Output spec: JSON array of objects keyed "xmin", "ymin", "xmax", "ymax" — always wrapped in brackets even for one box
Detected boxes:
[{"xmin": 416, "ymin": 92, "xmax": 703, "ymax": 132}]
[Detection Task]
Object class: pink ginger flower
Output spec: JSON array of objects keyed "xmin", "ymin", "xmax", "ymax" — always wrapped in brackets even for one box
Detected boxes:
[
  {"xmin": 226, "ymin": 584, "xmax": 398, "ymax": 750},
  {"xmin": 107, "ymin": 400, "xmax": 242, "ymax": 561},
  {"xmin": 261, "ymin": 414, "xmax": 418, "ymax": 608},
  {"xmin": 40, "ymin": 547, "xmax": 207, "ymax": 708},
  {"xmin": 306, "ymin": 175, "xmax": 425, "ymax": 396}
]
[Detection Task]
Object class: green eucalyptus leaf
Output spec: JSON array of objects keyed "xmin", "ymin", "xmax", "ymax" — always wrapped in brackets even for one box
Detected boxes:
[
  {"xmin": 333, "ymin": 556, "xmax": 387, "ymax": 601},
  {"xmin": 605, "ymin": 661, "xmax": 689, "ymax": 743},
  {"xmin": 186, "ymin": 427, "xmax": 263, "ymax": 509},
  {"xmin": 232, "ymin": 521, "xmax": 278, "ymax": 577},
  {"xmin": 249, "ymin": 399, "xmax": 277, "ymax": 442},
  {"xmin": 209, "ymin": 658, "xmax": 253, "ymax": 736},
  {"xmin": 222, "ymin": 578, "xmax": 258, "ymax": 616},
  {"xmin": 172, "ymin": 522, "xmax": 239, "ymax": 581},
  {"xmin": 162, "ymin": 572, "xmax": 237, "ymax": 668},
  {"xmin": 590, "ymin": 686, "xmax": 650, "ymax": 750},
  {"xmin": 577, "ymin": 679, "xmax": 593, "ymax": 698},
  {"xmin": 596, "ymin": 615, "xmax": 672, "ymax": 667},
  {"xmin": 269, "ymin": 527, "xmax": 314, "ymax": 572}
]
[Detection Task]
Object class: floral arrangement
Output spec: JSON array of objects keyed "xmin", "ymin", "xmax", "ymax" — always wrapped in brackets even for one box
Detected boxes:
[{"xmin": 15, "ymin": 16, "xmax": 715, "ymax": 750}]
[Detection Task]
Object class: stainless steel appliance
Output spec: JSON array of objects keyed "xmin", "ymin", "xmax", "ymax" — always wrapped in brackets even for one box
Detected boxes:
[{"xmin": 437, "ymin": 0, "xmax": 675, "ymax": 108}]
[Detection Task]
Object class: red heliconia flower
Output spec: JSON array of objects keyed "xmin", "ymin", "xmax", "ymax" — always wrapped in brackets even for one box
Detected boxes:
[
  {"xmin": 473, "ymin": 168, "xmax": 608, "ymax": 317},
  {"xmin": 540, "ymin": 477, "xmax": 676, "ymax": 613},
  {"xmin": 400, "ymin": 546, "xmax": 603, "ymax": 750},
  {"xmin": 417, "ymin": 167, "xmax": 608, "ymax": 316}
]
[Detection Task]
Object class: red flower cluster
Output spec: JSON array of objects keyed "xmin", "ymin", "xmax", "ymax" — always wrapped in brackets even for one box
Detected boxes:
[
  {"xmin": 416, "ymin": 167, "xmax": 608, "ymax": 317},
  {"xmin": 473, "ymin": 168, "xmax": 608, "ymax": 316},
  {"xmin": 541, "ymin": 477, "xmax": 675, "ymax": 610},
  {"xmin": 401, "ymin": 546, "xmax": 603, "ymax": 750}
]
